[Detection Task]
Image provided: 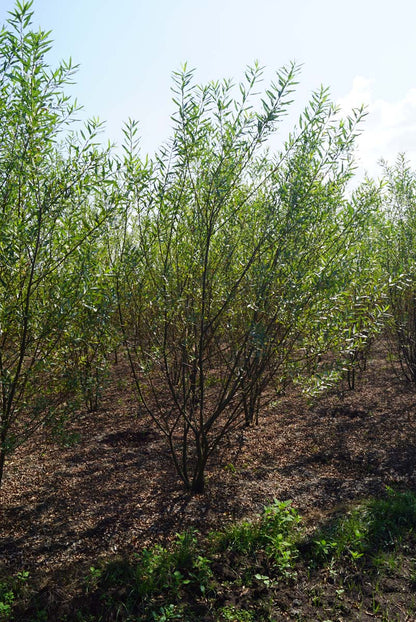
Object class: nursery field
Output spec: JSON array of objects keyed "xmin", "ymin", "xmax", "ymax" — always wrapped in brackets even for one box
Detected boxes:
[
  {"xmin": 2, "ymin": 3, "xmax": 416, "ymax": 620},
  {"xmin": 1, "ymin": 340, "xmax": 416, "ymax": 621}
]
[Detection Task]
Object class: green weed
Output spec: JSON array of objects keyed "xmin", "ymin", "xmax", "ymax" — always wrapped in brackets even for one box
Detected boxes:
[
  {"xmin": 82, "ymin": 529, "xmax": 212, "ymax": 619},
  {"xmin": 218, "ymin": 605, "xmax": 254, "ymax": 621},
  {"xmin": 309, "ymin": 488, "xmax": 416, "ymax": 565},
  {"xmin": 0, "ymin": 571, "xmax": 29, "ymax": 621},
  {"xmin": 151, "ymin": 604, "xmax": 184, "ymax": 621},
  {"xmin": 212, "ymin": 499, "xmax": 300, "ymax": 574}
]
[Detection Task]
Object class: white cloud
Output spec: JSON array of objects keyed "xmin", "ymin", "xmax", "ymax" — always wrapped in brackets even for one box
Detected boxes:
[{"xmin": 337, "ymin": 77, "xmax": 416, "ymax": 179}]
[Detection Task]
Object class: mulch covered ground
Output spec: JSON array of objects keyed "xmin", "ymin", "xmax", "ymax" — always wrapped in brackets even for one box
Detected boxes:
[{"xmin": 1, "ymin": 340, "xmax": 416, "ymax": 590}]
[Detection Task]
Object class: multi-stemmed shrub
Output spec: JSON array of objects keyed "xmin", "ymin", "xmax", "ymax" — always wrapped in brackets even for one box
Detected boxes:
[
  {"xmin": 380, "ymin": 155, "xmax": 416, "ymax": 383},
  {"xmin": 115, "ymin": 63, "xmax": 379, "ymax": 492},
  {"xmin": 0, "ymin": 1, "xmax": 116, "ymax": 485}
]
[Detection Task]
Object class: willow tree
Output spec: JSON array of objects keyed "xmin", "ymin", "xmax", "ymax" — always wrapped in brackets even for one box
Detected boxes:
[
  {"xmin": 379, "ymin": 155, "xmax": 416, "ymax": 383},
  {"xmin": 295, "ymin": 176, "xmax": 388, "ymax": 394},
  {"xmin": 116, "ymin": 63, "xmax": 372, "ymax": 493},
  {"xmin": 0, "ymin": 1, "xmax": 115, "ymax": 486}
]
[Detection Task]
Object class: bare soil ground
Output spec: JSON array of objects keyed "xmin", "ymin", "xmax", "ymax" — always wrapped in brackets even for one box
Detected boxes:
[{"xmin": 1, "ymin": 340, "xmax": 416, "ymax": 619}]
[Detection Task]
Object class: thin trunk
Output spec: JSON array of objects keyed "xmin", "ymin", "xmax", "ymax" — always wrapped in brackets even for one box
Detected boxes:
[
  {"xmin": 191, "ymin": 463, "xmax": 205, "ymax": 494},
  {"xmin": 0, "ymin": 442, "xmax": 6, "ymax": 489}
]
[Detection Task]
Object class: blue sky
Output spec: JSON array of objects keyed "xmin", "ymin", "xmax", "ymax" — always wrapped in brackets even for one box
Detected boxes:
[{"xmin": 2, "ymin": 0, "xmax": 416, "ymax": 178}]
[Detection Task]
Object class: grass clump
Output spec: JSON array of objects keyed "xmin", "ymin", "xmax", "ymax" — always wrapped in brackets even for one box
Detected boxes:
[
  {"xmin": 311, "ymin": 487, "xmax": 416, "ymax": 565},
  {"xmin": 82, "ymin": 529, "xmax": 213, "ymax": 620},
  {"xmin": 218, "ymin": 605, "xmax": 254, "ymax": 621},
  {"xmin": 211, "ymin": 499, "xmax": 301, "ymax": 577}
]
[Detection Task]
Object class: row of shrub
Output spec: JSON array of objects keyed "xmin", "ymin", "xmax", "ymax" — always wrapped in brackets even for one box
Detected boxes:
[{"xmin": 2, "ymin": 2, "xmax": 416, "ymax": 494}]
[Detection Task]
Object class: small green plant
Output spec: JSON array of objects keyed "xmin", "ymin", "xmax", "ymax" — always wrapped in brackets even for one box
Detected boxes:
[
  {"xmin": 309, "ymin": 488, "xmax": 416, "ymax": 568},
  {"xmin": 224, "ymin": 462, "xmax": 237, "ymax": 474},
  {"xmin": 172, "ymin": 529, "xmax": 198, "ymax": 570},
  {"xmin": 349, "ymin": 548, "xmax": 364, "ymax": 563},
  {"xmin": 189, "ymin": 555, "xmax": 213, "ymax": 594},
  {"xmin": 211, "ymin": 519, "xmax": 262, "ymax": 555},
  {"xmin": 0, "ymin": 587, "xmax": 14, "ymax": 621},
  {"xmin": 0, "ymin": 571, "xmax": 29, "ymax": 621},
  {"xmin": 218, "ymin": 605, "xmax": 254, "ymax": 621},
  {"xmin": 254, "ymin": 573, "xmax": 277, "ymax": 588},
  {"xmin": 50, "ymin": 418, "xmax": 81, "ymax": 448},
  {"xmin": 211, "ymin": 499, "xmax": 300, "ymax": 579},
  {"xmin": 372, "ymin": 550, "xmax": 401, "ymax": 573},
  {"xmin": 262, "ymin": 499, "xmax": 301, "ymax": 575},
  {"xmin": 366, "ymin": 487, "xmax": 416, "ymax": 546},
  {"xmin": 151, "ymin": 604, "xmax": 184, "ymax": 621},
  {"xmin": 410, "ymin": 559, "xmax": 416, "ymax": 588},
  {"xmin": 313, "ymin": 538, "xmax": 338, "ymax": 560},
  {"xmin": 85, "ymin": 566, "xmax": 103, "ymax": 594},
  {"xmin": 82, "ymin": 529, "xmax": 213, "ymax": 620}
]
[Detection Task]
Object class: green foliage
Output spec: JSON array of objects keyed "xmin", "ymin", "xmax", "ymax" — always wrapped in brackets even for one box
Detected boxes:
[
  {"xmin": 0, "ymin": 2, "xmax": 389, "ymax": 498},
  {"xmin": 212, "ymin": 499, "xmax": 301, "ymax": 576},
  {"xmin": 151, "ymin": 604, "xmax": 185, "ymax": 621},
  {"xmin": 213, "ymin": 519, "xmax": 263, "ymax": 555},
  {"xmin": 365, "ymin": 488, "xmax": 416, "ymax": 546},
  {"xmin": 3, "ymin": 2, "xmax": 416, "ymax": 621},
  {"xmin": 380, "ymin": 155, "xmax": 416, "ymax": 384},
  {"xmin": 7, "ymin": 493, "xmax": 416, "ymax": 620},
  {"xmin": 310, "ymin": 488, "xmax": 416, "ymax": 564},
  {"xmin": 0, "ymin": 571, "xmax": 29, "ymax": 621},
  {"xmin": 76, "ymin": 504, "xmax": 300, "ymax": 619},
  {"xmin": 297, "ymin": 178, "xmax": 388, "ymax": 396},
  {"xmin": 86, "ymin": 529, "xmax": 212, "ymax": 619},
  {"xmin": 116, "ymin": 60, "xmax": 372, "ymax": 493},
  {"xmin": 0, "ymin": 587, "xmax": 13, "ymax": 621},
  {"xmin": 0, "ymin": 1, "xmax": 116, "ymax": 485},
  {"xmin": 60, "ymin": 244, "xmax": 117, "ymax": 412},
  {"xmin": 218, "ymin": 606, "xmax": 254, "ymax": 621}
]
